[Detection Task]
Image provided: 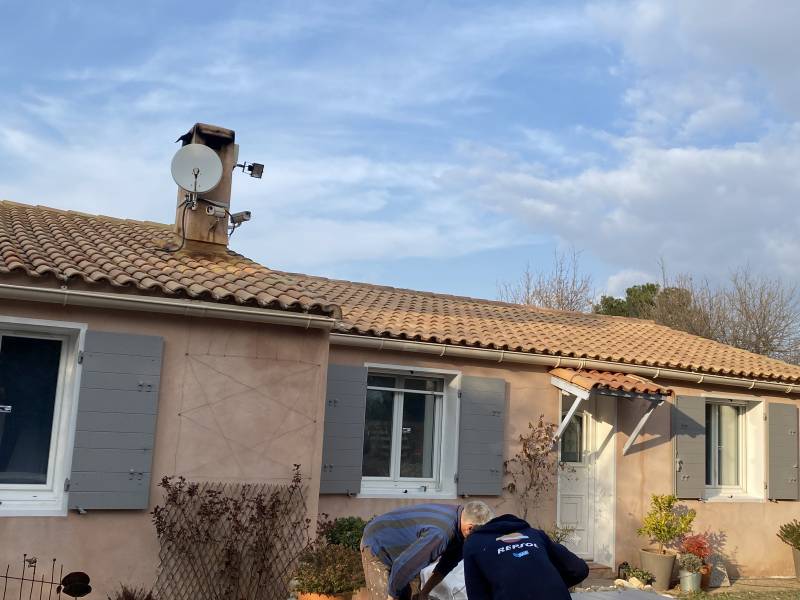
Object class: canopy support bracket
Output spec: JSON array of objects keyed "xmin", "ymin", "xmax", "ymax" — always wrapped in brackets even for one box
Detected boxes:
[
  {"xmin": 555, "ymin": 393, "xmax": 585, "ymax": 441},
  {"xmin": 622, "ymin": 397, "xmax": 666, "ymax": 455}
]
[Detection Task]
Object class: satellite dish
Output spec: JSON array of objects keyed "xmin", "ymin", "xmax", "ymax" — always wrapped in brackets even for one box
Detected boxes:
[{"xmin": 171, "ymin": 143, "xmax": 223, "ymax": 193}]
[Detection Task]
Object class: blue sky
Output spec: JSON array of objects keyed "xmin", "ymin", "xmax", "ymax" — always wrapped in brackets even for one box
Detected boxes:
[{"xmin": 2, "ymin": 1, "xmax": 800, "ymax": 300}]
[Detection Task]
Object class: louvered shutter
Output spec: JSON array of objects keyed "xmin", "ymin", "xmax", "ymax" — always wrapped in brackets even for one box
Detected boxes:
[
  {"xmin": 69, "ymin": 331, "xmax": 163, "ymax": 510},
  {"xmin": 768, "ymin": 402, "xmax": 799, "ymax": 500},
  {"xmin": 457, "ymin": 375, "xmax": 506, "ymax": 496},
  {"xmin": 319, "ymin": 364, "xmax": 367, "ymax": 495},
  {"xmin": 673, "ymin": 395, "xmax": 706, "ymax": 499}
]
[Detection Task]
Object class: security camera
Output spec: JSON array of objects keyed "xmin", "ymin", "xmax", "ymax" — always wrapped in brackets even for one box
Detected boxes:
[
  {"xmin": 229, "ymin": 211, "xmax": 251, "ymax": 225},
  {"xmin": 205, "ymin": 205, "xmax": 226, "ymax": 218}
]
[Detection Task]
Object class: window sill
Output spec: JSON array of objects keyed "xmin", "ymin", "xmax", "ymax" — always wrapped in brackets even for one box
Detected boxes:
[
  {"xmin": 703, "ymin": 493, "xmax": 765, "ymax": 503},
  {"xmin": 357, "ymin": 491, "xmax": 458, "ymax": 500},
  {"xmin": 358, "ymin": 483, "xmax": 457, "ymax": 500},
  {"xmin": 0, "ymin": 496, "xmax": 68, "ymax": 517}
]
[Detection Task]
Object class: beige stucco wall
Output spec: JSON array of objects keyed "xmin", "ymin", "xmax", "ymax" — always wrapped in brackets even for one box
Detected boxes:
[
  {"xmin": 615, "ymin": 380, "xmax": 800, "ymax": 578},
  {"xmin": 0, "ymin": 298, "xmax": 329, "ymax": 596},
  {"xmin": 322, "ymin": 345, "xmax": 800, "ymax": 578}
]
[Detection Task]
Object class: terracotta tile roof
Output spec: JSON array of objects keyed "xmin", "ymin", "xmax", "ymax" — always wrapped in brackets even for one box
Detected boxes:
[
  {"xmin": 291, "ymin": 274, "xmax": 800, "ymax": 384},
  {"xmin": 4, "ymin": 202, "xmax": 800, "ymax": 384},
  {"xmin": 0, "ymin": 201, "xmax": 337, "ymax": 316},
  {"xmin": 549, "ymin": 368, "xmax": 673, "ymax": 396}
]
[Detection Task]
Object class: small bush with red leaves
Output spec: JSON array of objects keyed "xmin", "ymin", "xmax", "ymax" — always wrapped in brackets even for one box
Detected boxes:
[{"xmin": 682, "ymin": 533, "xmax": 712, "ymax": 561}]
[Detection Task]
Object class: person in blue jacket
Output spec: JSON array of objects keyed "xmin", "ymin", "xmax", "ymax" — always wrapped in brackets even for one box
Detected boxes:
[{"xmin": 463, "ymin": 514, "xmax": 589, "ymax": 600}]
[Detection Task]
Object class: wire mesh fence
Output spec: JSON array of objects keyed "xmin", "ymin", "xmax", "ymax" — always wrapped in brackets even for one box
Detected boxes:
[
  {"xmin": 0, "ymin": 556, "xmax": 64, "ymax": 600},
  {"xmin": 152, "ymin": 468, "xmax": 309, "ymax": 600}
]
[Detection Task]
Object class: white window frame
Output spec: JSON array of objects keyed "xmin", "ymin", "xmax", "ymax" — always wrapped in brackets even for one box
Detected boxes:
[
  {"xmin": 0, "ymin": 316, "xmax": 86, "ymax": 516},
  {"xmin": 702, "ymin": 395, "xmax": 765, "ymax": 502},
  {"xmin": 359, "ymin": 363, "xmax": 460, "ymax": 499}
]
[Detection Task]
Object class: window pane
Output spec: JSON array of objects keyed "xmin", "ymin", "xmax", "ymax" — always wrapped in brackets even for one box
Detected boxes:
[
  {"xmin": 0, "ymin": 336, "xmax": 62, "ymax": 484},
  {"xmin": 705, "ymin": 404, "xmax": 714, "ymax": 486},
  {"xmin": 404, "ymin": 378, "xmax": 443, "ymax": 393},
  {"xmin": 367, "ymin": 374, "xmax": 396, "ymax": 389},
  {"xmin": 718, "ymin": 405, "xmax": 739, "ymax": 486},
  {"xmin": 560, "ymin": 411, "xmax": 583, "ymax": 463},
  {"xmin": 399, "ymin": 392, "xmax": 436, "ymax": 478},
  {"xmin": 362, "ymin": 389, "xmax": 394, "ymax": 477}
]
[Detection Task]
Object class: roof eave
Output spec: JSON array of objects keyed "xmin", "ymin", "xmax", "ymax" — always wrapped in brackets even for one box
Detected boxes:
[
  {"xmin": 0, "ymin": 283, "xmax": 337, "ymax": 330},
  {"xmin": 330, "ymin": 332, "xmax": 800, "ymax": 395}
]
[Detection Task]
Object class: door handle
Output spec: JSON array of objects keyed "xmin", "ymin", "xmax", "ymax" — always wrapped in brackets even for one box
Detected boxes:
[{"xmin": 0, "ymin": 406, "xmax": 11, "ymax": 413}]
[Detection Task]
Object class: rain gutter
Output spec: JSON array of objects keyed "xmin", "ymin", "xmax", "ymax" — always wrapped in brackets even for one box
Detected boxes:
[
  {"xmin": 330, "ymin": 333, "xmax": 800, "ymax": 395},
  {"xmin": 0, "ymin": 283, "xmax": 336, "ymax": 330}
]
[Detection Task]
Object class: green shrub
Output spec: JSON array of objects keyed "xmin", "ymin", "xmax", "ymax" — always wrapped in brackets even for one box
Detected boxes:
[
  {"xmin": 321, "ymin": 516, "xmax": 368, "ymax": 551},
  {"xmin": 677, "ymin": 553, "xmax": 703, "ymax": 573},
  {"xmin": 626, "ymin": 567, "xmax": 654, "ymax": 584},
  {"xmin": 295, "ymin": 544, "xmax": 365, "ymax": 594},
  {"xmin": 107, "ymin": 585, "xmax": 155, "ymax": 600},
  {"xmin": 777, "ymin": 519, "xmax": 800, "ymax": 550},
  {"xmin": 637, "ymin": 494, "xmax": 695, "ymax": 554}
]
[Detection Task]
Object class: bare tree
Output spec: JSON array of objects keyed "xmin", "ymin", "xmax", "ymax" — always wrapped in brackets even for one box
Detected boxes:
[
  {"xmin": 724, "ymin": 267, "xmax": 800, "ymax": 361},
  {"xmin": 652, "ymin": 266, "xmax": 800, "ymax": 363},
  {"xmin": 498, "ymin": 248, "xmax": 593, "ymax": 312}
]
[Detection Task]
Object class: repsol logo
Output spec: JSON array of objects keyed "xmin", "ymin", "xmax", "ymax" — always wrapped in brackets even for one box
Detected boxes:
[{"xmin": 497, "ymin": 542, "xmax": 538, "ymax": 555}]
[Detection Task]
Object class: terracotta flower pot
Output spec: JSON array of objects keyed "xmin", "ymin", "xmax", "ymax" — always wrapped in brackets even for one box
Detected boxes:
[
  {"xmin": 639, "ymin": 548, "xmax": 676, "ymax": 591},
  {"xmin": 297, "ymin": 593, "xmax": 352, "ymax": 600},
  {"xmin": 699, "ymin": 563, "xmax": 712, "ymax": 590}
]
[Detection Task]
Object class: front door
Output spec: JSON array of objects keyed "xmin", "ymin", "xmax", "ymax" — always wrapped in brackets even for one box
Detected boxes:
[{"xmin": 557, "ymin": 394, "xmax": 595, "ymax": 559}]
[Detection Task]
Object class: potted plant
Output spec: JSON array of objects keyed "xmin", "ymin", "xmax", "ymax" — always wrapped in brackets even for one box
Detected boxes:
[
  {"xmin": 295, "ymin": 543, "xmax": 365, "ymax": 600},
  {"xmin": 625, "ymin": 567, "xmax": 654, "ymax": 588},
  {"xmin": 636, "ymin": 494, "xmax": 695, "ymax": 590},
  {"xmin": 777, "ymin": 519, "xmax": 800, "ymax": 582},
  {"xmin": 677, "ymin": 553, "xmax": 703, "ymax": 593},
  {"xmin": 682, "ymin": 533, "xmax": 713, "ymax": 589}
]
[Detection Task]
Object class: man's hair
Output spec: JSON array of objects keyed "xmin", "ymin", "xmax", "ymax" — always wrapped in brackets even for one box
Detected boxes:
[{"xmin": 461, "ymin": 500, "xmax": 494, "ymax": 526}]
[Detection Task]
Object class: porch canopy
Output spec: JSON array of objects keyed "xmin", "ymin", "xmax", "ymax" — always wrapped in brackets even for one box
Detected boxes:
[{"xmin": 550, "ymin": 367, "xmax": 674, "ymax": 455}]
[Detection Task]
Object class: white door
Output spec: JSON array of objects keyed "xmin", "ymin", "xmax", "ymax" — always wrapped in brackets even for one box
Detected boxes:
[{"xmin": 557, "ymin": 395, "xmax": 595, "ymax": 559}]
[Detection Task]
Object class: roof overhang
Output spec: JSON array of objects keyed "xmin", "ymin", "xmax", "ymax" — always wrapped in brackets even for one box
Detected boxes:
[
  {"xmin": 550, "ymin": 368, "xmax": 671, "ymax": 456},
  {"xmin": 0, "ymin": 283, "xmax": 336, "ymax": 330},
  {"xmin": 549, "ymin": 367, "xmax": 673, "ymax": 400},
  {"xmin": 330, "ymin": 333, "xmax": 800, "ymax": 395}
]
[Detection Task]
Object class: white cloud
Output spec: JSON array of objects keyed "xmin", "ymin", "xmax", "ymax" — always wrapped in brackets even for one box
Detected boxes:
[{"xmin": 445, "ymin": 125, "xmax": 800, "ymax": 280}]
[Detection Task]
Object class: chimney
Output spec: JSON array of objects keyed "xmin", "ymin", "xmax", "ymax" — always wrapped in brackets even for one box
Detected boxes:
[{"xmin": 174, "ymin": 123, "xmax": 238, "ymax": 249}]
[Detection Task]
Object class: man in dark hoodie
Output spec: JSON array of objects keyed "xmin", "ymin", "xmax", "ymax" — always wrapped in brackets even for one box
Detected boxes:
[{"xmin": 463, "ymin": 514, "xmax": 589, "ymax": 600}]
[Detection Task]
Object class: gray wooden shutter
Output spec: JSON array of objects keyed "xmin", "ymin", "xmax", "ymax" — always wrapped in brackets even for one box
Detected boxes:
[
  {"xmin": 673, "ymin": 395, "xmax": 706, "ymax": 499},
  {"xmin": 768, "ymin": 402, "xmax": 799, "ymax": 501},
  {"xmin": 457, "ymin": 375, "xmax": 506, "ymax": 496},
  {"xmin": 69, "ymin": 331, "xmax": 163, "ymax": 510},
  {"xmin": 319, "ymin": 364, "xmax": 367, "ymax": 495}
]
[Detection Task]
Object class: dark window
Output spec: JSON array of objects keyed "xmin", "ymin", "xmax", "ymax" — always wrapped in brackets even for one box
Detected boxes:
[
  {"xmin": 560, "ymin": 410, "xmax": 584, "ymax": 463},
  {"xmin": 0, "ymin": 336, "xmax": 63, "ymax": 485}
]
